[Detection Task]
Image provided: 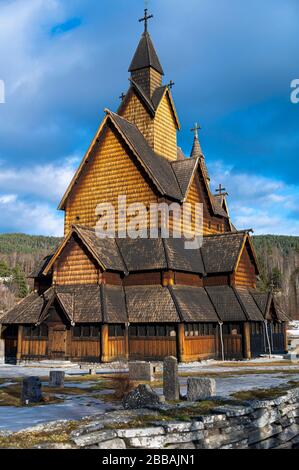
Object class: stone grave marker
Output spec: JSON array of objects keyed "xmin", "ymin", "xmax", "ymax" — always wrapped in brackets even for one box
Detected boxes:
[
  {"xmin": 163, "ymin": 356, "xmax": 180, "ymax": 401},
  {"xmin": 21, "ymin": 376, "xmax": 42, "ymax": 405},
  {"xmin": 187, "ymin": 377, "xmax": 216, "ymax": 401},
  {"xmin": 49, "ymin": 371, "xmax": 65, "ymax": 388},
  {"xmin": 129, "ymin": 361, "xmax": 154, "ymax": 382}
]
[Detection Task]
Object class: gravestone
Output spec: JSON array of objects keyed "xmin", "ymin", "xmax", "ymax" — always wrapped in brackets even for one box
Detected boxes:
[
  {"xmin": 129, "ymin": 361, "xmax": 154, "ymax": 382},
  {"xmin": 21, "ymin": 377, "xmax": 42, "ymax": 405},
  {"xmin": 163, "ymin": 356, "xmax": 180, "ymax": 401},
  {"xmin": 0, "ymin": 338, "xmax": 5, "ymax": 365},
  {"xmin": 122, "ymin": 384, "xmax": 164, "ymax": 409},
  {"xmin": 187, "ymin": 377, "xmax": 216, "ymax": 401},
  {"xmin": 49, "ymin": 371, "xmax": 65, "ymax": 388}
]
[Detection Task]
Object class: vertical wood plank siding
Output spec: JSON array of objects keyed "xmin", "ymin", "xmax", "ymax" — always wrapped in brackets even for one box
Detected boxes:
[
  {"xmin": 129, "ymin": 337, "xmax": 177, "ymax": 360},
  {"xmin": 235, "ymin": 247, "xmax": 257, "ymax": 288},
  {"xmin": 184, "ymin": 336, "xmax": 216, "ymax": 361}
]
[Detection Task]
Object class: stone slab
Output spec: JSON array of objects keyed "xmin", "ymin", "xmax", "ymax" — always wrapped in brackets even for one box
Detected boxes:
[
  {"xmin": 187, "ymin": 377, "xmax": 216, "ymax": 401},
  {"xmin": 129, "ymin": 361, "xmax": 154, "ymax": 382},
  {"xmin": 163, "ymin": 356, "xmax": 180, "ymax": 401}
]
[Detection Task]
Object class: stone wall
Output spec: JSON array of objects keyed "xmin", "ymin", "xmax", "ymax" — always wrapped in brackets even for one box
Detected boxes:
[{"xmin": 68, "ymin": 388, "xmax": 299, "ymax": 450}]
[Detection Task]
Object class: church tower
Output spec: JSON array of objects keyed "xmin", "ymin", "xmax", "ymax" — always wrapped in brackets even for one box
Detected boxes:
[{"xmin": 119, "ymin": 9, "xmax": 180, "ymax": 161}]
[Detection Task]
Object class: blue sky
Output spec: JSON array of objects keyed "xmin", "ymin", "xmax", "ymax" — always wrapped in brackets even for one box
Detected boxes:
[{"xmin": 0, "ymin": 0, "xmax": 298, "ymax": 236}]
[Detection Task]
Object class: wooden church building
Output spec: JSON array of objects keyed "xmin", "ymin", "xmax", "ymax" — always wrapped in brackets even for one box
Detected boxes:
[{"xmin": 0, "ymin": 10, "xmax": 288, "ymax": 363}]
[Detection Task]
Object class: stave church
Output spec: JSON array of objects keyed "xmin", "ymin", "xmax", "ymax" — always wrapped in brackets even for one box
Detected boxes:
[{"xmin": 0, "ymin": 10, "xmax": 288, "ymax": 364}]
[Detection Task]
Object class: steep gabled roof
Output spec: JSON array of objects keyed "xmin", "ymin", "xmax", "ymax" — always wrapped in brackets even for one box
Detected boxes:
[
  {"xmin": 119, "ymin": 82, "xmax": 180, "ymax": 129},
  {"xmin": 43, "ymin": 225, "xmax": 126, "ymax": 276},
  {"xmin": 108, "ymin": 110, "xmax": 183, "ymax": 200},
  {"xmin": 129, "ymin": 31, "xmax": 164, "ymax": 75},
  {"xmin": 171, "ymin": 157, "xmax": 199, "ymax": 200},
  {"xmin": 58, "ymin": 110, "xmax": 183, "ymax": 210},
  {"xmin": 201, "ymin": 232, "xmax": 246, "ymax": 274},
  {"xmin": 29, "ymin": 254, "xmax": 54, "ymax": 279}
]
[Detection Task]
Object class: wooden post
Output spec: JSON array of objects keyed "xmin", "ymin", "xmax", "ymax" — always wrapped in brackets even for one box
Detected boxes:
[
  {"xmin": 16, "ymin": 325, "xmax": 23, "ymax": 363},
  {"xmin": 243, "ymin": 323, "xmax": 251, "ymax": 360},
  {"xmin": 125, "ymin": 324, "xmax": 129, "ymax": 360},
  {"xmin": 101, "ymin": 324, "xmax": 109, "ymax": 363},
  {"xmin": 177, "ymin": 323, "xmax": 186, "ymax": 363},
  {"xmin": 283, "ymin": 323, "xmax": 288, "ymax": 354}
]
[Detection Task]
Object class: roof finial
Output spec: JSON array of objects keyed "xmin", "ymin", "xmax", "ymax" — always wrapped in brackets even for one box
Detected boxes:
[
  {"xmin": 191, "ymin": 123, "xmax": 201, "ymax": 139},
  {"xmin": 139, "ymin": 8, "xmax": 153, "ymax": 33},
  {"xmin": 215, "ymin": 184, "xmax": 227, "ymax": 196},
  {"xmin": 167, "ymin": 80, "xmax": 175, "ymax": 90}
]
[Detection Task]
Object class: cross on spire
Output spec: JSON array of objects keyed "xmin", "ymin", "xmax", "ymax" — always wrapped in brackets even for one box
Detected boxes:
[
  {"xmin": 215, "ymin": 184, "xmax": 227, "ymax": 195},
  {"xmin": 139, "ymin": 8, "xmax": 153, "ymax": 33},
  {"xmin": 191, "ymin": 123, "xmax": 201, "ymax": 139},
  {"xmin": 167, "ymin": 80, "xmax": 175, "ymax": 90},
  {"xmin": 119, "ymin": 92, "xmax": 126, "ymax": 101}
]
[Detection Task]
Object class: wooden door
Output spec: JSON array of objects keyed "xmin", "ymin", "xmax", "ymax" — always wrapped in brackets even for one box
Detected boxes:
[{"xmin": 49, "ymin": 327, "xmax": 67, "ymax": 359}]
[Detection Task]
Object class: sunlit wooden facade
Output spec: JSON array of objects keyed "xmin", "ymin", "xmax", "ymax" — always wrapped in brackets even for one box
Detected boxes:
[{"xmin": 1, "ymin": 12, "xmax": 288, "ymax": 363}]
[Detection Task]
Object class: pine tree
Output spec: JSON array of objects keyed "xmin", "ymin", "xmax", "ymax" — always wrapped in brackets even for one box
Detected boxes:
[
  {"xmin": 12, "ymin": 265, "xmax": 28, "ymax": 298},
  {"xmin": 0, "ymin": 260, "xmax": 11, "ymax": 277}
]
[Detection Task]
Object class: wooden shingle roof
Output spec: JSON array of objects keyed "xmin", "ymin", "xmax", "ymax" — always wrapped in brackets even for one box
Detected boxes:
[
  {"xmin": 201, "ymin": 232, "xmax": 248, "ymax": 274},
  {"xmin": 125, "ymin": 285, "xmax": 180, "ymax": 323},
  {"xmin": 170, "ymin": 286, "xmax": 219, "ymax": 323},
  {"xmin": 206, "ymin": 286, "xmax": 247, "ymax": 322},
  {"xmin": 2, "ymin": 283, "xmax": 284, "ymax": 326},
  {"xmin": 129, "ymin": 31, "xmax": 164, "ymax": 75},
  {"xmin": 234, "ymin": 287, "xmax": 264, "ymax": 321}
]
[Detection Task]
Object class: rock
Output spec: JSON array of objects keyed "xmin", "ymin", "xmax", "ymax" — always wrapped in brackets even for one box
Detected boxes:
[
  {"xmin": 96, "ymin": 438, "xmax": 126, "ymax": 449},
  {"xmin": 164, "ymin": 431, "xmax": 204, "ymax": 446},
  {"xmin": 163, "ymin": 356, "xmax": 180, "ymax": 401},
  {"xmin": 213, "ymin": 406, "xmax": 253, "ymax": 417},
  {"xmin": 166, "ymin": 442, "xmax": 196, "ymax": 450},
  {"xmin": 71, "ymin": 422, "xmax": 105, "ymax": 438},
  {"xmin": 116, "ymin": 427, "xmax": 165, "ymax": 438},
  {"xmin": 186, "ymin": 378, "xmax": 216, "ymax": 401},
  {"xmin": 122, "ymin": 384, "xmax": 164, "ymax": 410},
  {"xmin": 21, "ymin": 377, "xmax": 42, "ymax": 405},
  {"xmin": 73, "ymin": 430, "xmax": 117, "ymax": 447},
  {"xmin": 277, "ymin": 424, "xmax": 299, "ymax": 443},
  {"xmin": 129, "ymin": 361, "xmax": 154, "ymax": 382},
  {"xmin": 248, "ymin": 424, "xmax": 282, "ymax": 445},
  {"xmin": 49, "ymin": 371, "xmax": 65, "ymax": 388},
  {"xmin": 128, "ymin": 435, "xmax": 166, "ymax": 449}
]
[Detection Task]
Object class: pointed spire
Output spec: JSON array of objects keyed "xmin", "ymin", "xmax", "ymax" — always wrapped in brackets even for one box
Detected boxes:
[
  {"xmin": 129, "ymin": 30, "xmax": 164, "ymax": 75},
  {"xmin": 190, "ymin": 123, "xmax": 210, "ymax": 182},
  {"xmin": 190, "ymin": 123, "xmax": 203, "ymax": 159}
]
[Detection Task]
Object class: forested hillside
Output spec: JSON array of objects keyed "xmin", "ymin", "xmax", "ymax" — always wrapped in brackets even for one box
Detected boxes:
[
  {"xmin": 0, "ymin": 233, "xmax": 298, "ymax": 319},
  {"xmin": 252, "ymin": 236, "xmax": 299, "ymax": 320},
  {"xmin": 0, "ymin": 234, "xmax": 61, "ymax": 314}
]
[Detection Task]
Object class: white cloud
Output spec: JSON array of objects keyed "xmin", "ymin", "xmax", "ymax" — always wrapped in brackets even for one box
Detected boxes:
[
  {"xmin": 0, "ymin": 156, "xmax": 78, "ymax": 202},
  {"xmin": 0, "ymin": 195, "xmax": 63, "ymax": 236},
  {"xmin": 0, "ymin": 194, "xmax": 17, "ymax": 204},
  {"xmin": 209, "ymin": 160, "xmax": 299, "ymax": 235}
]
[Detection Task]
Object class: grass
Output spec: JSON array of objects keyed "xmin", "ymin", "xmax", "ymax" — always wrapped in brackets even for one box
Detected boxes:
[
  {"xmin": 0, "ymin": 421, "xmax": 83, "ymax": 449},
  {"xmin": 178, "ymin": 368, "xmax": 299, "ymax": 379},
  {"xmin": 231, "ymin": 380, "xmax": 299, "ymax": 401}
]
